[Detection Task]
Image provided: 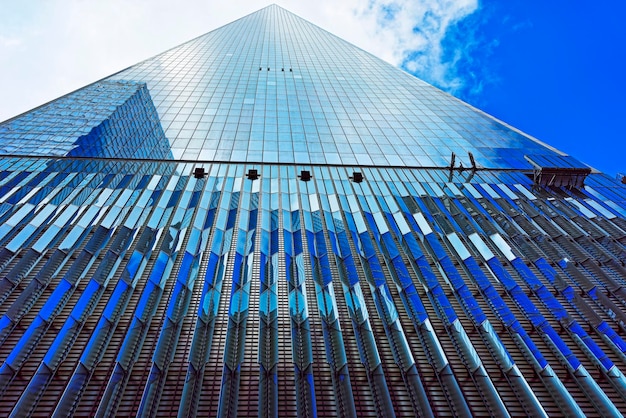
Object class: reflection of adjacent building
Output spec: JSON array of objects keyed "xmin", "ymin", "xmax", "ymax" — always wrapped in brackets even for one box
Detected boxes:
[
  {"xmin": 0, "ymin": 80, "xmax": 173, "ymax": 160},
  {"xmin": 1, "ymin": 5, "xmax": 626, "ymax": 417}
]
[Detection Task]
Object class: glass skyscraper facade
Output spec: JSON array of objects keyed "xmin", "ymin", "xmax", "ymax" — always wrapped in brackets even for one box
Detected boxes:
[{"xmin": 1, "ymin": 5, "xmax": 626, "ymax": 417}]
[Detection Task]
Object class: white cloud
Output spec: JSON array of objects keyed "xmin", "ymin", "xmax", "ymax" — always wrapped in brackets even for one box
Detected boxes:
[
  {"xmin": 0, "ymin": 0, "xmax": 480, "ymax": 122},
  {"xmin": 0, "ymin": 36, "xmax": 22, "ymax": 47},
  {"xmin": 351, "ymin": 0, "xmax": 479, "ymax": 93}
]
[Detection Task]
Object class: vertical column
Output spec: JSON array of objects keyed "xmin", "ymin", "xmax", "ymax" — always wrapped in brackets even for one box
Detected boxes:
[
  {"xmin": 300, "ymin": 167, "xmax": 357, "ymax": 418},
  {"xmin": 177, "ymin": 164, "xmax": 240, "ymax": 416},
  {"xmin": 258, "ymin": 165, "xmax": 280, "ymax": 417},
  {"xmin": 217, "ymin": 165, "xmax": 259, "ymax": 417},
  {"xmin": 323, "ymin": 167, "xmax": 395, "ymax": 417},
  {"xmin": 137, "ymin": 167, "xmax": 217, "ymax": 415},
  {"xmin": 282, "ymin": 165, "xmax": 317, "ymax": 417}
]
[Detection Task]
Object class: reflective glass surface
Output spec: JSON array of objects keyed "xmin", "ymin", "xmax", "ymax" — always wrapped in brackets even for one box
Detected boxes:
[{"xmin": 2, "ymin": 6, "xmax": 566, "ymax": 168}]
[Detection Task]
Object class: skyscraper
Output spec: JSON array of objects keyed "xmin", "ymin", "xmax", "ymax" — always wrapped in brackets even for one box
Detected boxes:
[{"xmin": 1, "ymin": 4, "xmax": 626, "ymax": 416}]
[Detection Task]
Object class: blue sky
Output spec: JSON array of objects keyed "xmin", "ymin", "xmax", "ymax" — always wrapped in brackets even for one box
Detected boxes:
[
  {"xmin": 1, "ymin": 0, "xmax": 624, "ymax": 175},
  {"xmin": 424, "ymin": 0, "xmax": 626, "ymax": 176}
]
